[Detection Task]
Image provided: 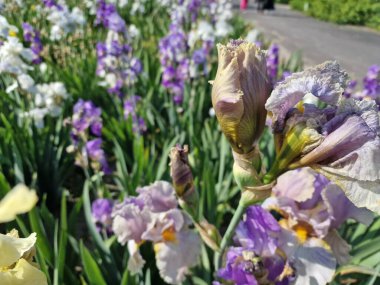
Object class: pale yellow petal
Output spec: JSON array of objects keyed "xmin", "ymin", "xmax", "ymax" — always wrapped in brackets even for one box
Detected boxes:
[
  {"xmin": 0, "ymin": 184, "xmax": 38, "ymax": 223},
  {"xmin": 0, "ymin": 232, "xmax": 36, "ymax": 267},
  {"xmin": 0, "ymin": 258, "xmax": 47, "ymax": 285}
]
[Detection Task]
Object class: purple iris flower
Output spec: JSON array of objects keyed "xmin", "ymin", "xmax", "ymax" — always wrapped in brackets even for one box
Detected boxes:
[
  {"xmin": 86, "ymin": 139, "xmax": 111, "ymax": 174},
  {"xmin": 267, "ymin": 43, "xmax": 279, "ymax": 84},
  {"xmin": 235, "ymin": 206, "xmax": 281, "ymax": 256},
  {"xmin": 95, "ymin": 0, "xmax": 125, "ymax": 33},
  {"xmin": 22, "ymin": 22, "xmax": 43, "ymax": 64},
  {"xmin": 363, "ymin": 64, "xmax": 380, "ymax": 98},
  {"xmin": 343, "ymin": 80, "xmax": 357, "ymax": 98},
  {"xmin": 72, "ymin": 99, "xmax": 102, "ymax": 137},
  {"xmin": 92, "ymin": 198, "xmax": 114, "ymax": 233},
  {"xmin": 192, "ymin": 49, "xmax": 207, "ymax": 65},
  {"xmin": 158, "ymin": 24, "xmax": 189, "ymax": 104},
  {"xmin": 42, "ymin": 0, "xmax": 61, "ymax": 9}
]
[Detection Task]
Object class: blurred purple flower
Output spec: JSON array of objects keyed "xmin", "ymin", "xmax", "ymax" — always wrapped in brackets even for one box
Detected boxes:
[
  {"xmin": 22, "ymin": 22, "xmax": 43, "ymax": 64},
  {"xmin": 42, "ymin": 0, "xmax": 61, "ymax": 9},
  {"xmin": 267, "ymin": 43, "xmax": 279, "ymax": 84},
  {"xmin": 92, "ymin": 198, "xmax": 114, "ymax": 232},
  {"xmin": 159, "ymin": 24, "xmax": 189, "ymax": 104},
  {"xmin": 343, "ymin": 80, "xmax": 357, "ymax": 98},
  {"xmin": 86, "ymin": 138, "xmax": 111, "ymax": 174},
  {"xmin": 192, "ymin": 48, "xmax": 207, "ymax": 65},
  {"xmin": 363, "ymin": 64, "xmax": 380, "ymax": 98},
  {"xmin": 95, "ymin": 0, "xmax": 125, "ymax": 33},
  {"xmin": 72, "ymin": 99, "xmax": 102, "ymax": 139}
]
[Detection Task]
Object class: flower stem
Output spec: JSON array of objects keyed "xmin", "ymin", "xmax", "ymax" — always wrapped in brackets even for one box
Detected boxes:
[{"xmin": 214, "ymin": 200, "xmax": 248, "ymax": 271}]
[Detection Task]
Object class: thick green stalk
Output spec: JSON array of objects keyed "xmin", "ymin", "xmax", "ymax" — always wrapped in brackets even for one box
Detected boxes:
[{"xmin": 214, "ymin": 200, "xmax": 248, "ymax": 271}]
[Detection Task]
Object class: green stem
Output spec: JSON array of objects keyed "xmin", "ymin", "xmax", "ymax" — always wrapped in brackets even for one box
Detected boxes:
[{"xmin": 214, "ymin": 200, "xmax": 248, "ymax": 271}]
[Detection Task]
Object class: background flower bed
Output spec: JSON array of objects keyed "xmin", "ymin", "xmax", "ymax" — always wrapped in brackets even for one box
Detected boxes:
[{"xmin": 0, "ymin": 0, "xmax": 379, "ymax": 284}]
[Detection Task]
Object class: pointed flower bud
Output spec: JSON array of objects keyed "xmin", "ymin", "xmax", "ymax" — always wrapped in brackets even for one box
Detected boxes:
[
  {"xmin": 169, "ymin": 145, "xmax": 198, "ymax": 217},
  {"xmin": 211, "ymin": 39, "xmax": 272, "ymax": 154}
]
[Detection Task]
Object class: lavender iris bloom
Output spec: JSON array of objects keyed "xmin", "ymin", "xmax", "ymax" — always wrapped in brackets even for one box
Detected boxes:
[
  {"xmin": 265, "ymin": 61, "xmax": 380, "ymax": 214},
  {"xmin": 112, "ymin": 181, "xmax": 200, "ymax": 283},
  {"xmin": 70, "ymin": 99, "xmax": 110, "ymax": 174},
  {"xmin": 159, "ymin": 24, "xmax": 189, "ymax": 104}
]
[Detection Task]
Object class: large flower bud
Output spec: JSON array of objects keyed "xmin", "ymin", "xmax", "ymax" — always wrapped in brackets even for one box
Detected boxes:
[{"xmin": 211, "ymin": 40, "xmax": 272, "ymax": 154}]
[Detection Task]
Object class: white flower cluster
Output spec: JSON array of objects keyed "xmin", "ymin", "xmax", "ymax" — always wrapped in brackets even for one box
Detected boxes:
[
  {"xmin": 0, "ymin": 16, "xmax": 34, "ymax": 76},
  {"xmin": 212, "ymin": 0, "xmax": 233, "ymax": 37},
  {"xmin": 45, "ymin": 1, "xmax": 86, "ymax": 41},
  {"xmin": 28, "ymin": 82, "xmax": 70, "ymax": 125},
  {"xmin": 0, "ymin": 15, "xmax": 70, "ymax": 127},
  {"xmin": 187, "ymin": 0, "xmax": 234, "ymax": 49},
  {"xmin": 130, "ymin": 0, "xmax": 148, "ymax": 15}
]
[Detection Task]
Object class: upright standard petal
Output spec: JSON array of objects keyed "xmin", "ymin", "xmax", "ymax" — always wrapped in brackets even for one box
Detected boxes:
[
  {"xmin": 265, "ymin": 61, "xmax": 347, "ymax": 132},
  {"xmin": 137, "ymin": 181, "xmax": 178, "ymax": 213},
  {"xmin": 0, "ymin": 184, "xmax": 38, "ymax": 223},
  {"xmin": 112, "ymin": 199, "xmax": 151, "ymax": 244}
]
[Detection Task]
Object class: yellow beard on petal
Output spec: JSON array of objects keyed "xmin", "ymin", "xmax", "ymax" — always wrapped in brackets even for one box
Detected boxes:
[
  {"xmin": 162, "ymin": 227, "xmax": 177, "ymax": 243},
  {"xmin": 293, "ymin": 224, "xmax": 309, "ymax": 243}
]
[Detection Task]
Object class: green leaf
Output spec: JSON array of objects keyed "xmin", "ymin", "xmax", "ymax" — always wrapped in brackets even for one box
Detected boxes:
[{"xmin": 80, "ymin": 241, "xmax": 107, "ymax": 285}]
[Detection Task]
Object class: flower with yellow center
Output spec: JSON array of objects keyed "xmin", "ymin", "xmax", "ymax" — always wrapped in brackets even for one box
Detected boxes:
[
  {"xmin": 0, "ymin": 230, "xmax": 47, "ymax": 285},
  {"xmin": 0, "ymin": 184, "xmax": 47, "ymax": 285}
]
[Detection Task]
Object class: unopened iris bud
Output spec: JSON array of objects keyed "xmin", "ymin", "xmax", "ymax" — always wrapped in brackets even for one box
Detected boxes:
[
  {"xmin": 169, "ymin": 145, "xmax": 198, "ymax": 217},
  {"xmin": 211, "ymin": 39, "xmax": 272, "ymax": 155}
]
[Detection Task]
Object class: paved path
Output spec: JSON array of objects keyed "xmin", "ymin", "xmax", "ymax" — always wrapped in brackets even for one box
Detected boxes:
[{"xmin": 239, "ymin": 4, "xmax": 380, "ymax": 79}]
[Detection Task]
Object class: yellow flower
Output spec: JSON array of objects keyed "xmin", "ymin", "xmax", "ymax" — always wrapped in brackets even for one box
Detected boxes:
[
  {"xmin": 0, "ymin": 184, "xmax": 38, "ymax": 223},
  {"xmin": 0, "ymin": 230, "xmax": 47, "ymax": 285}
]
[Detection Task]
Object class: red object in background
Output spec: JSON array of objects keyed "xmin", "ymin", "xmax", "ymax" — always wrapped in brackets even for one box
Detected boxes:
[{"xmin": 240, "ymin": 0, "xmax": 248, "ymax": 10}]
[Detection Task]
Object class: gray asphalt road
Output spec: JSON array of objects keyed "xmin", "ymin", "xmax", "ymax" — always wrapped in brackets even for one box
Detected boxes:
[{"xmin": 239, "ymin": 4, "xmax": 380, "ymax": 79}]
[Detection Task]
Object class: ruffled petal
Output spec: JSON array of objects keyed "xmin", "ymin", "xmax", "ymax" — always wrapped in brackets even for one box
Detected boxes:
[
  {"xmin": 266, "ymin": 61, "xmax": 347, "ymax": 132},
  {"xmin": 137, "ymin": 181, "xmax": 178, "ymax": 213},
  {"xmin": 0, "ymin": 232, "xmax": 36, "ymax": 267},
  {"xmin": 155, "ymin": 230, "xmax": 200, "ymax": 284}
]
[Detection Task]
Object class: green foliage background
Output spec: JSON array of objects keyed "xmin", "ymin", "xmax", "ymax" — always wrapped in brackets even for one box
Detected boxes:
[{"xmin": 289, "ymin": 0, "xmax": 380, "ymax": 30}]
